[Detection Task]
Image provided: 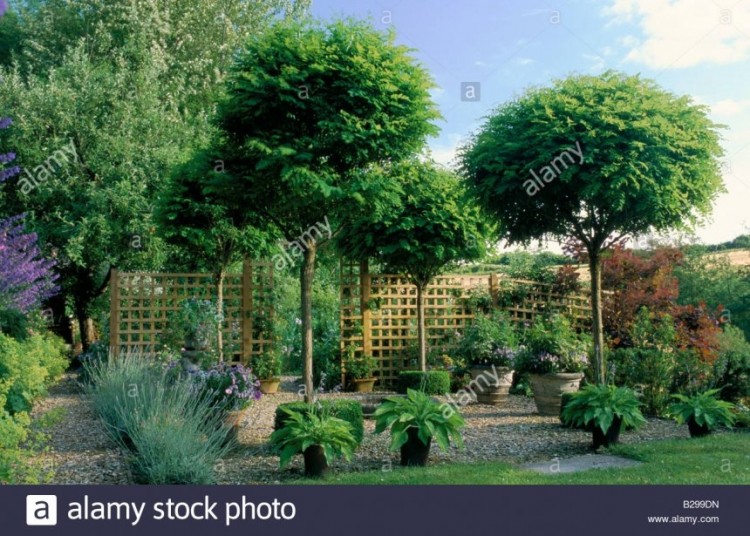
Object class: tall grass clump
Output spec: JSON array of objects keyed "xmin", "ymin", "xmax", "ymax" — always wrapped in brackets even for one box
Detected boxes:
[
  {"xmin": 83, "ymin": 352, "xmax": 231, "ymax": 484},
  {"xmin": 83, "ymin": 351, "xmax": 162, "ymax": 444},
  {"xmin": 118, "ymin": 381, "xmax": 231, "ymax": 484}
]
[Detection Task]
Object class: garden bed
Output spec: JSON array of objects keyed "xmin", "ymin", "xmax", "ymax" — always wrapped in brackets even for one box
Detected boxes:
[{"xmin": 32, "ymin": 375, "xmax": 690, "ymax": 485}]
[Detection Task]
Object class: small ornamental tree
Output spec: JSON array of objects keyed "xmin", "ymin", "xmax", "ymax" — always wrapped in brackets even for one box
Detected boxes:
[
  {"xmin": 156, "ymin": 147, "xmax": 275, "ymax": 360},
  {"xmin": 338, "ymin": 160, "xmax": 488, "ymax": 371},
  {"xmin": 460, "ymin": 71, "xmax": 725, "ymax": 384},
  {"xmin": 0, "ymin": 215, "xmax": 58, "ymax": 314},
  {"xmin": 213, "ymin": 19, "xmax": 439, "ymax": 401}
]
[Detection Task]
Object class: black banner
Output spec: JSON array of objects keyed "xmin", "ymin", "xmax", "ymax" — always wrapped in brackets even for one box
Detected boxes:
[{"xmin": 3, "ymin": 485, "xmax": 747, "ymax": 535}]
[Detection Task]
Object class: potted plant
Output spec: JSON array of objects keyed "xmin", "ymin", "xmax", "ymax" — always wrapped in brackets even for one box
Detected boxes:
[
  {"xmin": 669, "ymin": 389, "xmax": 736, "ymax": 437},
  {"xmin": 269, "ymin": 407, "xmax": 358, "ymax": 478},
  {"xmin": 165, "ymin": 297, "xmax": 222, "ymax": 371},
  {"xmin": 374, "ymin": 389, "xmax": 465, "ymax": 466},
  {"xmin": 561, "ymin": 384, "xmax": 647, "ymax": 449},
  {"xmin": 516, "ymin": 314, "xmax": 590, "ymax": 416},
  {"xmin": 253, "ymin": 351, "xmax": 282, "ymax": 394},
  {"xmin": 193, "ymin": 362, "xmax": 262, "ymax": 441},
  {"xmin": 343, "ymin": 347, "xmax": 378, "ymax": 393},
  {"xmin": 456, "ymin": 312, "xmax": 517, "ymax": 405}
]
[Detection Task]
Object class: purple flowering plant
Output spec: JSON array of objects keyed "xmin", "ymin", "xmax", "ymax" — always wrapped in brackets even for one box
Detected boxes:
[
  {"xmin": 0, "ymin": 214, "xmax": 59, "ymax": 313},
  {"xmin": 175, "ymin": 362, "xmax": 261, "ymax": 413},
  {"xmin": 456, "ymin": 311, "xmax": 519, "ymax": 368},
  {"xmin": 516, "ymin": 314, "xmax": 590, "ymax": 374}
]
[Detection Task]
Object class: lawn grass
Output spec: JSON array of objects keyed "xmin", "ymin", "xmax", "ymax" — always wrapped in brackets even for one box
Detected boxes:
[{"xmin": 312, "ymin": 431, "xmax": 750, "ymax": 485}]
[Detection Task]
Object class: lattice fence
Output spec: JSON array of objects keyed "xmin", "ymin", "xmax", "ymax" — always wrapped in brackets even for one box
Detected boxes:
[
  {"xmin": 109, "ymin": 260, "xmax": 274, "ymax": 362},
  {"xmin": 340, "ymin": 260, "xmax": 593, "ymax": 386}
]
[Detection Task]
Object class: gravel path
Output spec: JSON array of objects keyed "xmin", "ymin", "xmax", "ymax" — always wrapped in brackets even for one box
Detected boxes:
[
  {"xmin": 32, "ymin": 375, "xmax": 690, "ymax": 484},
  {"xmin": 31, "ymin": 374, "xmax": 132, "ymax": 484}
]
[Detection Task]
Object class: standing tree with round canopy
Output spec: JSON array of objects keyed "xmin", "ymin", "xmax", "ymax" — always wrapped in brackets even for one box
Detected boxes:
[
  {"xmin": 338, "ymin": 159, "xmax": 489, "ymax": 372},
  {"xmin": 460, "ymin": 71, "xmax": 725, "ymax": 384},
  {"xmin": 212, "ymin": 19, "xmax": 440, "ymax": 401}
]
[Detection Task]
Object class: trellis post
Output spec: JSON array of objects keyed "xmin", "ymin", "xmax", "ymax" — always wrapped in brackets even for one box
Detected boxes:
[
  {"xmin": 360, "ymin": 260, "xmax": 372, "ymax": 358},
  {"xmin": 109, "ymin": 268, "xmax": 120, "ymax": 356},
  {"xmin": 241, "ymin": 259, "xmax": 253, "ymax": 364}
]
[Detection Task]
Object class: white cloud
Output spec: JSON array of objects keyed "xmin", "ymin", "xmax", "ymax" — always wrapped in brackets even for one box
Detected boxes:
[
  {"xmin": 604, "ymin": 0, "xmax": 750, "ymax": 68},
  {"xmin": 711, "ymin": 99, "xmax": 750, "ymax": 116},
  {"xmin": 513, "ymin": 57, "xmax": 534, "ymax": 66}
]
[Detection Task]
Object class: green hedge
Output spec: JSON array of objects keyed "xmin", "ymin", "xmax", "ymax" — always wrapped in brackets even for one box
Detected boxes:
[
  {"xmin": 274, "ymin": 400, "xmax": 364, "ymax": 446},
  {"xmin": 0, "ymin": 333, "xmax": 69, "ymax": 415},
  {"xmin": 397, "ymin": 371, "xmax": 451, "ymax": 395},
  {"xmin": 0, "ymin": 332, "xmax": 68, "ymax": 483}
]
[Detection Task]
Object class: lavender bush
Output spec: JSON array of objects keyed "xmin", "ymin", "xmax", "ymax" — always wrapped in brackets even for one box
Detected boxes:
[{"xmin": 0, "ymin": 215, "xmax": 59, "ymax": 313}]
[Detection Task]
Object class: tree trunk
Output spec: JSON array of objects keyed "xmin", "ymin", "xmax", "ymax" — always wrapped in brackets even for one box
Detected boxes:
[
  {"xmin": 74, "ymin": 301, "xmax": 89, "ymax": 354},
  {"xmin": 417, "ymin": 284, "xmax": 427, "ymax": 372},
  {"xmin": 301, "ymin": 242, "xmax": 317, "ymax": 403},
  {"xmin": 588, "ymin": 250, "xmax": 606, "ymax": 385},
  {"xmin": 216, "ymin": 268, "xmax": 225, "ymax": 362}
]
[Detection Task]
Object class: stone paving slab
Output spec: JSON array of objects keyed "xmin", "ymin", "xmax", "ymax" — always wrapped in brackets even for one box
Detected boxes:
[{"xmin": 520, "ymin": 454, "xmax": 642, "ymax": 474}]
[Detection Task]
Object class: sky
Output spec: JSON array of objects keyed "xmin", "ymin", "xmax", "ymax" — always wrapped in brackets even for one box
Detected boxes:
[{"xmin": 310, "ymin": 0, "xmax": 750, "ymax": 247}]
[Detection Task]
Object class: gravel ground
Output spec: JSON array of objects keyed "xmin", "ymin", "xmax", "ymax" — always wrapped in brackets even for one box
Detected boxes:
[{"xmin": 31, "ymin": 374, "xmax": 690, "ymax": 485}]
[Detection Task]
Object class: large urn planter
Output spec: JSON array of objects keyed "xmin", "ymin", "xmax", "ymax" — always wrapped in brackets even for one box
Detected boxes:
[
  {"xmin": 351, "ymin": 377, "xmax": 377, "ymax": 393},
  {"xmin": 530, "ymin": 373, "xmax": 584, "ymax": 416},
  {"xmin": 259, "ymin": 378, "xmax": 281, "ymax": 394},
  {"xmin": 470, "ymin": 366, "xmax": 514, "ymax": 405},
  {"xmin": 400, "ymin": 428, "xmax": 431, "ymax": 467}
]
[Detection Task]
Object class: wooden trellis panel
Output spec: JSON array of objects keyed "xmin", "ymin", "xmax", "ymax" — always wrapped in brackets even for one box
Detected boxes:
[
  {"xmin": 109, "ymin": 261, "xmax": 274, "ymax": 362},
  {"xmin": 340, "ymin": 260, "xmax": 593, "ymax": 387}
]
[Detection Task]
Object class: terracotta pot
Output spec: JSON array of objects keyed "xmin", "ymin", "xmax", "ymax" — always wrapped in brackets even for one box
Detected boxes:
[
  {"xmin": 351, "ymin": 378, "xmax": 377, "ymax": 393},
  {"xmin": 469, "ymin": 366, "xmax": 514, "ymax": 405},
  {"xmin": 592, "ymin": 416, "xmax": 622, "ymax": 449},
  {"xmin": 223, "ymin": 408, "xmax": 246, "ymax": 442},
  {"xmin": 687, "ymin": 416, "xmax": 711, "ymax": 438},
  {"xmin": 400, "ymin": 428, "xmax": 431, "ymax": 467},
  {"xmin": 259, "ymin": 378, "xmax": 281, "ymax": 394},
  {"xmin": 530, "ymin": 373, "xmax": 584, "ymax": 416},
  {"xmin": 303, "ymin": 445, "xmax": 329, "ymax": 478}
]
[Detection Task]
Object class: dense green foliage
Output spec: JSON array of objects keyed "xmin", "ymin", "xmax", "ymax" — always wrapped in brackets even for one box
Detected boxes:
[
  {"xmin": 274, "ymin": 400, "xmax": 364, "ymax": 446},
  {"xmin": 561, "ymin": 384, "xmax": 646, "ymax": 434},
  {"xmin": 0, "ymin": 331, "xmax": 68, "ymax": 483},
  {"xmin": 675, "ymin": 251, "xmax": 750, "ymax": 340},
  {"xmin": 669, "ymin": 389, "xmax": 736, "ymax": 431},
  {"xmin": 212, "ymin": 18, "xmax": 440, "ymax": 400},
  {"xmin": 338, "ymin": 160, "xmax": 488, "ymax": 369},
  {"xmin": 0, "ymin": 0, "xmax": 308, "ymax": 345},
  {"xmin": 461, "ymin": 70, "xmax": 725, "ymax": 384},
  {"xmin": 397, "ymin": 371, "xmax": 452, "ymax": 395},
  {"xmin": 374, "ymin": 389, "xmax": 465, "ymax": 452},
  {"xmin": 0, "ymin": 332, "xmax": 68, "ymax": 415},
  {"xmin": 455, "ymin": 312, "xmax": 518, "ymax": 367},
  {"xmin": 711, "ymin": 325, "xmax": 750, "ymax": 402},
  {"xmin": 515, "ymin": 315, "xmax": 590, "ymax": 375},
  {"xmin": 270, "ymin": 408, "xmax": 357, "ymax": 471}
]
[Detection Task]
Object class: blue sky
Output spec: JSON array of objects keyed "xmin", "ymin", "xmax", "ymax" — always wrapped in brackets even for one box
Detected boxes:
[{"xmin": 311, "ymin": 0, "xmax": 750, "ymax": 246}]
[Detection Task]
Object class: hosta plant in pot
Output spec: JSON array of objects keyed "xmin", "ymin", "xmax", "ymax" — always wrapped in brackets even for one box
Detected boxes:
[
  {"xmin": 344, "ymin": 348, "xmax": 378, "ymax": 393},
  {"xmin": 669, "ymin": 389, "xmax": 736, "ymax": 437},
  {"xmin": 517, "ymin": 314, "xmax": 590, "ymax": 416},
  {"xmin": 374, "ymin": 388, "xmax": 465, "ymax": 466},
  {"xmin": 269, "ymin": 407, "xmax": 358, "ymax": 478},
  {"xmin": 253, "ymin": 351, "xmax": 282, "ymax": 394},
  {"xmin": 561, "ymin": 384, "xmax": 646, "ymax": 449},
  {"xmin": 456, "ymin": 312, "xmax": 518, "ymax": 405}
]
